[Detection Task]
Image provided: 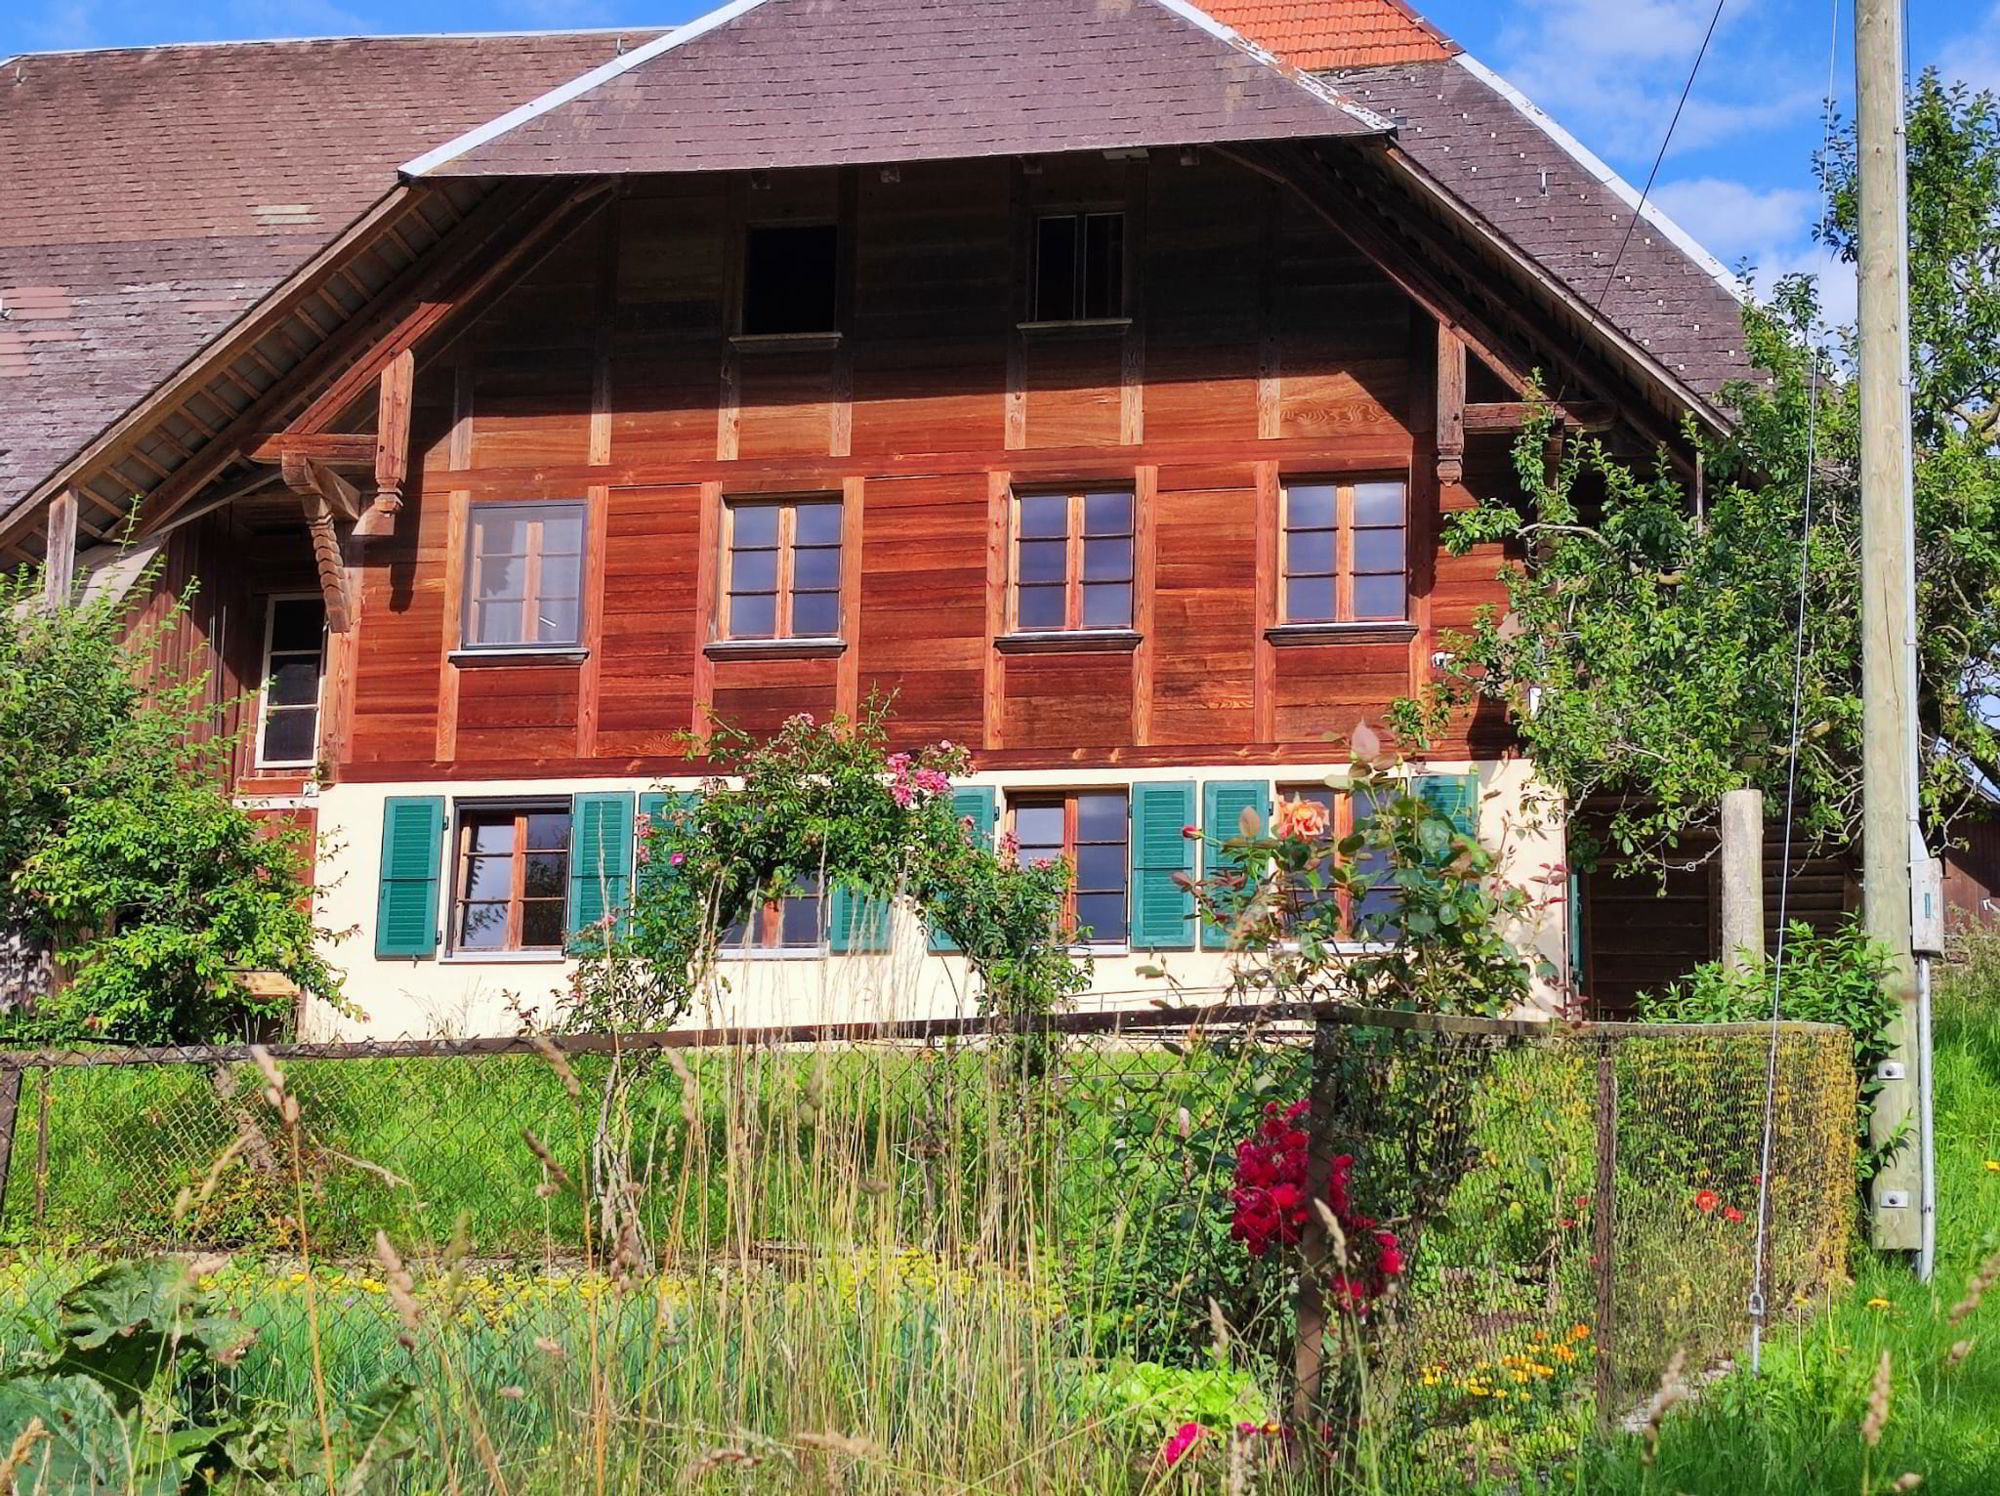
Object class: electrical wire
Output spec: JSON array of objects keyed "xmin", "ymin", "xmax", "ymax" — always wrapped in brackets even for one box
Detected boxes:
[
  {"xmin": 1586, "ymin": 0, "xmax": 1732, "ymax": 317},
  {"xmin": 1747, "ymin": 0, "xmax": 1846, "ymax": 1377}
]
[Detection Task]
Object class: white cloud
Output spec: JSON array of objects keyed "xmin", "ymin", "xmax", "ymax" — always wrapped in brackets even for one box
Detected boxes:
[
  {"xmin": 1489, "ymin": 0, "xmax": 1820, "ymax": 162},
  {"xmin": 1938, "ymin": 3, "xmax": 2000, "ymax": 95},
  {"xmin": 1744, "ymin": 240, "xmax": 1857, "ymax": 330},
  {"xmin": 1650, "ymin": 178, "xmax": 1817, "ymax": 260}
]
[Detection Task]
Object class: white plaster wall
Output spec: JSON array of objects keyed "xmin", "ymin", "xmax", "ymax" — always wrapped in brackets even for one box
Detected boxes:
[{"xmin": 285, "ymin": 758, "xmax": 1570, "ymax": 1040}]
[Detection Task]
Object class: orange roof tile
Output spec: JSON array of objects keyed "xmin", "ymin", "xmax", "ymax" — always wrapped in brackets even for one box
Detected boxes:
[{"xmin": 1205, "ymin": 0, "xmax": 1457, "ymax": 70}]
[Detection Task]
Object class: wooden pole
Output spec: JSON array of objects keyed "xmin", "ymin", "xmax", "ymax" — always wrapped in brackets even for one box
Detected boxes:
[
  {"xmin": 1855, "ymin": 0, "xmax": 1921, "ymax": 1251},
  {"xmin": 1720, "ymin": 788, "xmax": 1766, "ymax": 973},
  {"xmin": 1591, "ymin": 1041, "xmax": 1618, "ymax": 1428}
]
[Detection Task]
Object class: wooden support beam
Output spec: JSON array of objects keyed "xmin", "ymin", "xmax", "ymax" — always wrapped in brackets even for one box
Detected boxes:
[
  {"xmin": 42, "ymin": 492, "xmax": 77, "ymax": 610},
  {"xmin": 129, "ymin": 181, "xmax": 593, "ymax": 540},
  {"xmin": 280, "ymin": 453, "xmax": 363, "ymax": 522},
  {"xmin": 250, "ymin": 432, "xmax": 377, "ymax": 467},
  {"xmin": 287, "ymin": 180, "xmax": 614, "ymax": 437},
  {"xmin": 1464, "ymin": 399, "xmax": 1617, "ymax": 434},
  {"xmin": 1436, "ymin": 324, "xmax": 1466, "ymax": 486}
]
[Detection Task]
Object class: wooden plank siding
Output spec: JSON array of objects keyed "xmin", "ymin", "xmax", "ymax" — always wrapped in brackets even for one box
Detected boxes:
[{"xmin": 334, "ymin": 153, "xmax": 1536, "ymax": 781}]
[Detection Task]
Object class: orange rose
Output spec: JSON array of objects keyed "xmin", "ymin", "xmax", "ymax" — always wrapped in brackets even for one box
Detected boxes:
[{"xmin": 1274, "ymin": 796, "xmax": 1331, "ymax": 841}]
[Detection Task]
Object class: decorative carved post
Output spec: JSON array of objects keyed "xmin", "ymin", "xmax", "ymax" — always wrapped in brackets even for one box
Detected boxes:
[{"xmin": 1435, "ymin": 324, "xmax": 1466, "ymax": 487}]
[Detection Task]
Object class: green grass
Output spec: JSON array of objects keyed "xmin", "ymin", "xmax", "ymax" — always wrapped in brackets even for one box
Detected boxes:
[{"xmin": 1570, "ymin": 932, "xmax": 2000, "ymax": 1495}]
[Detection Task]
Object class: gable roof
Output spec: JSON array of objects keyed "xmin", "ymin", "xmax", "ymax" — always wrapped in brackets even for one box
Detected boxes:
[
  {"xmin": 405, "ymin": 0, "xmax": 1386, "ymax": 180},
  {"xmin": 0, "ymin": 2, "xmax": 1756, "ymax": 548},
  {"xmin": 0, "ymin": 31, "xmax": 656, "ymax": 532}
]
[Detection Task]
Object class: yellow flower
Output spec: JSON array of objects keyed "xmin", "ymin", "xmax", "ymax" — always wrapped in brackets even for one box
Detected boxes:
[
  {"xmin": 1984, "ymin": 1160, "xmax": 2000, "ymax": 1173},
  {"xmin": 1866, "ymin": 1297, "xmax": 1894, "ymax": 1310}
]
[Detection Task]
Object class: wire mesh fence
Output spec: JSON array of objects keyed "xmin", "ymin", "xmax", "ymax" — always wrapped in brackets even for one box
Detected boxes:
[{"xmin": 0, "ymin": 1005, "xmax": 1854, "ymax": 1479}]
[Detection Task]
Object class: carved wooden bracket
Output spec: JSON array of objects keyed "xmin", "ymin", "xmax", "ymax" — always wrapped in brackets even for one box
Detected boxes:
[
  {"xmin": 1436, "ymin": 323, "xmax": 1466, "ymax": 486},
  {"xmin": 279, "ymin": 455, "xmax": 357, "ymax": 632}
]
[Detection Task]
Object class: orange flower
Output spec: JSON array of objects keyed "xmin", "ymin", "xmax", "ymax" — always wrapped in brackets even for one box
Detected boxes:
[
  {"xmin": 1275, "ymin": 797, "xmax": 1331, "ymax": 841},
  {"xmin": 1694, "ymin": 1189, "xmax": 1720, "ymax": 1214}
]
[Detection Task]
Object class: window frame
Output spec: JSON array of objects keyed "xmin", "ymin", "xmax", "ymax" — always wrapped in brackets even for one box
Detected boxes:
[
  {"xmin": 720, "ymin": 875, "xmax": 828, "ymax": 958},
  {"xmin": 718, "ymin": 493, "xmax": 845, "ymax": 643},
  {"xmin": 1030, "ymin": 210, "xmax": 1127, "ymax": 324},
  {"xmin": 740, "ymin": 221, "xmax": 841, "ymax": 338},
  {"xmin": 447, "ymin": 799, "xmax": 573, "ymax": 957},
  {"xmin": 458, "ymin": 499, "xmax": 589, "ymax": 654},
  {"xmin": 1007, "ymin": 788, "xmax": 1131, "ymax": 948},
  {"xmin": 1275, "ymin": 782, "xmax": 1399, "ymax": 942},
  {"xmin": 252, "ymin": 593, "xmax": 327, "ymax": 771},
  {"xmin": 1008, "ymin": 486, "xmax": 1136, "ymax": 635},
  {"xmin": 1278, "ymin": 477, "xmax": 1410, "ymax": 626}
]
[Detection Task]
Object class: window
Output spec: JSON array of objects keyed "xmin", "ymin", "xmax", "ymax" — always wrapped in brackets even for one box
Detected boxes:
[
  {"xmin": 1012, "ymin": 488, "xmax": 1133, "ymax": 632},
  {"xmin": 1033, "ymin": 212, "xmax": 1125, "ymax": 322},
  {"xmin": 462, "ymin": 501, "xmax": 586, "ymax": 650},
  {"xmin": 1012, "ymin": 790, "xmax": 1128, "ymax": 944},
  {"xmin": 255, "ymin": 596, "xmax": 326, "ymax": 768},
  {"xmin": 1277, "ymin": 784, "xmax": 1397, "ymax": 937},
  {"xmin": 452, "ymin": 805, "xmax": 571, "ymax": 953},
  {"xmin": 722, "ymin": 496, "xmax": 843, "ymax": 640},
  {"xmin": 721, "ymin": 876, "xmax": 826, "ymax": 953},
  {"xmin": 1280, "ymin": 480, "xmax": 1408, "ymax": 624},
  {"xmin": 742, "ymin": 223, "xmax": 839, "ymax": 336}
]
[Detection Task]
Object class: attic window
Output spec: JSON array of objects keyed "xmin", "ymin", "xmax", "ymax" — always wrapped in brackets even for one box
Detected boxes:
[
  {"xmin": 742, "ymin": 224, "xmax": 839, "ymax": 336},
  {"xmin": 1033, "ymin": 212, "xmax": 1125, "ymax": 322}
]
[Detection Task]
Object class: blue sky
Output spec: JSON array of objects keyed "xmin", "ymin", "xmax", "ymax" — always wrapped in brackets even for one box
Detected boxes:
[{"xmin": 4, "ymin": 0, "xmax": 1992, "ymax": 326}]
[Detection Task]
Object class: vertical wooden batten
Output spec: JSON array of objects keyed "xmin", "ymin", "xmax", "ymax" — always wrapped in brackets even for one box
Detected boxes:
[
  {"xmin": 716, "ymin": 180, "xmax": 745, "ymax": 463},
  {"xmin": 1256, "ymin": 184, "xmax": 1281, "ymax": 441},
  {"xmin": 691, "ymin": 479, "xmax": 724, "ymax": 747},
  {"xmin": 1407, "ymin": 318, "xmax": 1440, "ymax": 700},
  {"xmin": 1003, "ymin": 166, "xmax": 1029, "ymax": 451},
  {"xmin": 1252, "ymin": 461, "xmax": 1279, "ymax": 743},
  {"xmin": 983, "ymin": 470, "xmax": 1011, "ymax": 749},
  {"xmin": 830, "ymin": 167, "xmax": 859, "ymax": 460},
  {"xmin": 1118, "ymin": 159, "xmax": 1148, "ymax": 448},
  {"xmin": 434, "ymin": 488, "xmax": 469, "ymax": 763},
  {"xmin": 1131, "ymin": 464, "xmax": 1158, "ymax": 746},
  {"xmin": 576, "ymin": 483, "xmax": 611, "ymax": 757},
  {"xmin": 836, "ymin": 475, "xmax": 864, "ymax": 718}
]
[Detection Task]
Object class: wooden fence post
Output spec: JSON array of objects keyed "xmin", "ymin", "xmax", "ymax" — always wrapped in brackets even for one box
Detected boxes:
[
  {"xmin": 0, "ymin": 1064, "xmax": 23, "ymax": 1225},
  {"xmin": 1292, "ymin": 1012, "xmax": 1338, "ymax": 1423},
  {"xmin": 1592, "ymin": 1037, "xmax": 1619, "ymax": 1429}
]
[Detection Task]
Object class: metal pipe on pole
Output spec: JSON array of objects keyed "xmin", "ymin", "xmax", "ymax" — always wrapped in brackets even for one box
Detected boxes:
[{"xmin": 1854, "ymin": 0, "xmax": 1924, "ymax": 1252}]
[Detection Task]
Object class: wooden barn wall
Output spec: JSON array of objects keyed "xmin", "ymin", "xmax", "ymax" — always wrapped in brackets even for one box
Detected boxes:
[
  {"xmin": 339, "ymin": 154, "xmax": 1538, "ymax": 781},
  {"xmin": 1579, "ymin": 809, "xmax": 1856, "ymax": 1017}
]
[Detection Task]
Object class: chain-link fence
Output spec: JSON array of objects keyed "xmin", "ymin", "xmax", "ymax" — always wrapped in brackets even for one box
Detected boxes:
[{"xmin": 0, "ymin": 1006, "xmax": 1854, "ymax": 1479}]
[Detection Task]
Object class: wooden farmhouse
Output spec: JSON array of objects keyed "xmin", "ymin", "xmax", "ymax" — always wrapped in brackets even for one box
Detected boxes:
[{"xmin": 0, "ymin": 0, "xmax": 1795, "ymax": 1034}]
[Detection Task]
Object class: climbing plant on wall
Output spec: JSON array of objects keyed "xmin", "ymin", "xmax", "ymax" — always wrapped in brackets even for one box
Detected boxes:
[{"xmin": 561, "ymin": 704, "xmax": 1091, "ymax": 1033}]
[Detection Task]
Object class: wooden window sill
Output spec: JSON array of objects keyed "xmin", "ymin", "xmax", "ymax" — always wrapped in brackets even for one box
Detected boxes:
[
  {"xmin": 1015, "ymin": 318, "xmax": 1132, "ymax": 340},
  {"xmin": 442, "ymin": 950, "xmax": 569, "ymax": 965},
  {"xmin": 449, "ymin": 647, "xmax": 589, "ymax": 667},
  {"xmin": 1264, "ymin": 622, "xmax": 1416, "ymax": 647},
  {"xmin": 730, "ymin": 331, "xmax": 842, "ymax": 353},
  {"xmin": 704, "ymin": 636, "xmax": 847, "ymax": 662},
  {"xmin": 995, "ymin": 629, "xmax": 1143, "ymax": 656}
]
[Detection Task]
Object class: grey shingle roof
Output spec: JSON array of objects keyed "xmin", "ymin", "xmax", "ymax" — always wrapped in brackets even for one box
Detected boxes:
[
  {"xmin": 1332, "ymin": 55, "xmax": 1754, "ymax": 401},
  {"xmin": 410, "ymin": 0, "xmax": 1385, "ymax": 180},
  {"xmin": 0, "ymin": 32, "xmax": 655, "ymax": 521}
]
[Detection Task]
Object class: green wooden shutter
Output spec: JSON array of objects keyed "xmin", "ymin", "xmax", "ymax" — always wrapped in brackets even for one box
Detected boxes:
[
  {"xmin": 829, "ymin": 886, "xmax": 893, "ymax": 952},
  {"xmin": 1130, "ymin": 781, "xmax": 1196, "ymax": 951},
  {"xmin": 567, "ymin": 791, "xmax": 636, "ymax": 947},
  {"xmin": 376, "ymin": 796, "xmax": 445, "ymax": 958},
  {"xmin": 930, "ymin": 785, "xmax": 998, "ymax": 953},
  {"xmin": 636, "ymin": 791, "xmax": 696, "ymax": 898},
  {"xmin": 1200, "ymin": 779, "xmax": 1271, "ymax": 950},
  {"xmin": 1418, "ymin": 773, "xmax": 1481, "ymax": 840}
]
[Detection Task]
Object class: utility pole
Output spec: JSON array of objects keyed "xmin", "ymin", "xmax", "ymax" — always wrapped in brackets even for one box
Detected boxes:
[{"xmin": 1855, "ymin": 0, "xmax": 1922, "ymax": 1251}]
